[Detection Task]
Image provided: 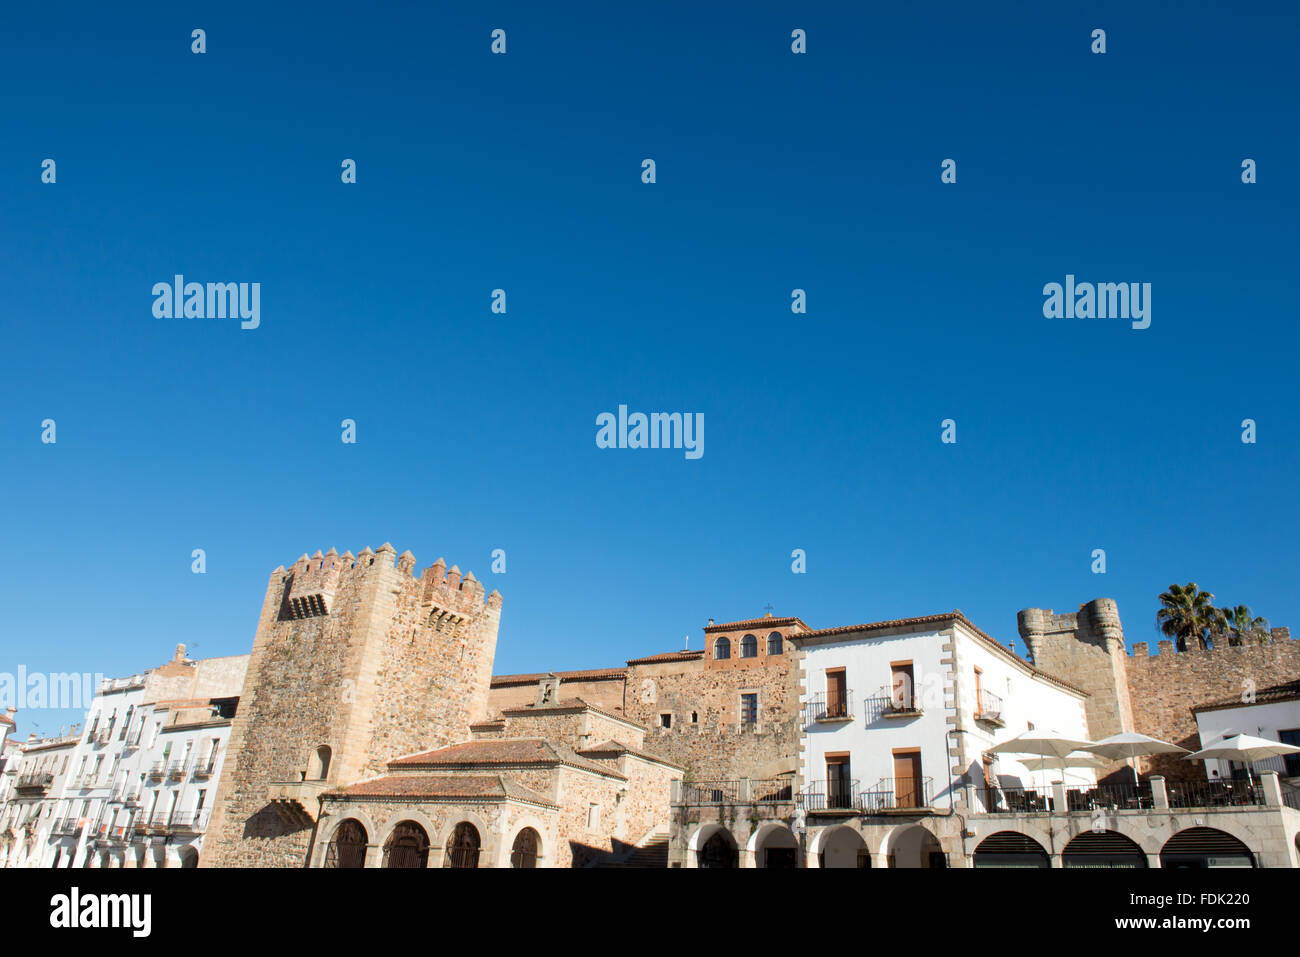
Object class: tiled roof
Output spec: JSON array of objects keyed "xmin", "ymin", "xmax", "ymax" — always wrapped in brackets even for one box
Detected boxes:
[
  {"xmin": 577, "ymin": 739, "xmax": 686, "ymax": 771},
  {"xmin": 497, "ymin": 696, "xmax": 641, "ymax": 728},
  {"xmin": 1193, "ymin": 678, "xmax": 1300, "ymax": 713},
  {"xmin": 626, "ymin": 650, "xmax": 705, "ymax": 665},
  {"xmin": 704, "ymin": 616, "xmax": 811, "ymax": 633},
  {"xmin": 333, "ymin": 773, "xmax": 556, "ymax": 807},
  {"xmin": 389, "ymin": 737, "xmax": 626, "ymax": 780},
  {"xmin": 791, "ymin": 610, "xmax": 1088, "ymax": 696},
  {"xmin": 490, "ymin": 667, "xmax": 626, "ymax": 687}
]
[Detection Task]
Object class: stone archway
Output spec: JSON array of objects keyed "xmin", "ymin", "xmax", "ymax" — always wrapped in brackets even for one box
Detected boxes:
[
  {"xmin": 1062, "ymin": 829, "xmax": 1147, "ymax": 868},
  {"xmin": 886, "ymin": 824, "xmax": 946, "ymax": 868},
  {"xmin": 973, "ymin": 830, "xmax": 1050, "ymax": 868},
  {"xmin": 748, "ymin": 823, "xmax": 799, "ymax": 868},
  {"xmin": 815, "ymin": 825, "xmax": 868, "ymax": 868},
  {"xmin": 688, "ymin": 824, "xmax": 738, "ymax": 868},
  {"xmin": 1160, "ymin": 827, "xmax": 1255, "ymax": 869}
]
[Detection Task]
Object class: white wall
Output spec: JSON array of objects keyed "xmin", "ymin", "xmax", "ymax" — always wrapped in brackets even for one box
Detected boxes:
[
  {"xmin": 953, "ymin": 622, "xmax": 1094, "ymax": 804},
  {"xmin": 801, "ymin": 627, "xmax": 953, "ymax": 803},
  {"xmin": 1195, "ymin": 699, "xmax": 1300, "ymax": 780}
]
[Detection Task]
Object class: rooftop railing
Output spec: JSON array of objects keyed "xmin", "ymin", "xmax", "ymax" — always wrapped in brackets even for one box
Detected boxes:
[
  {"xmin": 680, "ymin": 780, "xmax": 741, "ymax": 804},
  {"xmin": 1165, "ymin": 778, "xmax": 1264, "ymax": 809}
]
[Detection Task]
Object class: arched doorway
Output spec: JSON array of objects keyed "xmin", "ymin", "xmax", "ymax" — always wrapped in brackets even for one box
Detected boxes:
[
  {"xmin": 752, "ymin": 824, "xmax": 799, "ymax": 868},
  {"xmin": 1160, "ymin": 827, "xmax": 1255, "ymax": 869},
  {"xmin": 973, "ymin": 831, "xmax": 1049, "ymax": 868},
  {"xmin": 308, "ymin": 746, "xmax": 332, "ymax": 780},
  {"xmin": 510, "ymin": 827, "xmax": 540, "ymax": 868},
  {"xmin": 444, "ymin": 822, "xmax": 481, "ymax": 868},
  {"xmin": 1063, "ymin": 830, "xmax": 1147, "ymax": 868},
  {"xmin": 888, "ymin": 825, "xmax": 946, "ymax": 868},
  {"xmin": 818, "ymin": 826, "xmax": 868, "ymax": 868},
  {"xmin": 325, "ymin": 819, "xmax": 369, "ymax": 868},
  {"xmin": 382, "ymin": 821, "xmax": 430, "ymax": 869},
  {"xmin": 697, "ymin": 828, "xmax": 738, "ymax": 868}
]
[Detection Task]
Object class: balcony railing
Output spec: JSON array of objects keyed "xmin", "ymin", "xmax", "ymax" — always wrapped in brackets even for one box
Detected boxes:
[
  {"xmin": 147, "ymin": 762, "xmax": 166, "ymax": 781},
  {"xmin": 861, "ymin": 776, "xmax": 933, "ymax": 812},
  {"xmin": 975, "ymin": 688, "xmax": 1005, "ymax": 726},
  {"xmin": 1062, "ymin": 781, "xmax": 1152, "ymax": 811},
  {"xmin": 15, "ymin": 771, "xmax": 54, "ymax": 792},
  {"xmin": 168, "ymin": 811, "xmax": 209, "ymax": 833},
  {"xmin": 869, "ymin": 686, "xmax": 923, "ymax": 718},
  {"xmin": 166, "ymin": 761, "xmax": 187, "ymax": 781},
  {"xmin": 680, "ymin": 780, "xmax": 741, "ymax": 804},
  {"xmin": 1282, "ymin": 783, "xmax": 1300, "ymax": 811},
  {"xmin": 983, "ymin": 785, "xmax": 1050, "ymax": 813},
  {"xmin": 52, "ymin": 818, "xmax": 83, "ymax": 837},
  {"xmin": 193, "ymin": 760, "xmax": 217, "ymax": 780},
  {"xmin": 804, "ymin": 691, "xmax": 854, "ymax": 724},
  {"xmin": 751, "ymin": 778, "xmax": 794, "ymax": 803},
  {"xmin": 1165, "ymin": 778, "xmax": 1265, "ymax": 809},
  {"xmin": 799, "ymin": 779, "xmax": 859, "ymax": 811}
]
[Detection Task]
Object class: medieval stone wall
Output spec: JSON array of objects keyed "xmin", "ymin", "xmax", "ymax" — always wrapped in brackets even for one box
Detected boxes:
[
  {"xmin": 201, "ymin": 545, "xmax": 501, "ymax": 868},
  {"xmin": 624, "ymin": 653, "xmax": 800, "ymax": 781},
  {"xmin": 1127, "ymin": 636, "xmax": 1300, "ymax": 779}
]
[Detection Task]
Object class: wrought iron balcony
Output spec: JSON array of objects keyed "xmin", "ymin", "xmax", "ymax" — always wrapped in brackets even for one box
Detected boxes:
[
  {"xmin": 168, "ymin": 811, "xmax": 209, "ymax": 834},
  {"xmin": 799, "ymin": 779, "xmax": 859, "ymax": 811},
  {"xmin": 750, "ymin": 778, "xmax": 795, "ymax": 803},
  {"xmin": 860, "ymin": 776, "xmax": 933, "ymax": 812},
  {"xmin": 1165, "ymin": 778, "xmax": 1265, "ymax": 809},
  {"xmin": 975, "ymin": 688, "xmax": 1005, "ymax": 727},
  {"xmin": 193, "ymin": 760, "xmax": 217, "ymax": 780},
  {"xmin": 680, "ymin": 780, "xmax": 741, "ymax": 804},
  {"xmin": 15, "ymin": 771, "xmax": 54, "ymax": 793},
  {"xmin": 166, "ymin": 761, "xmax": 186, "ymax": 781},
  {"xmin": 52, "ymin": 818, "xmax": 83, "ymax": 837},
  {"xmin": 147, "ymin": 762, "xmax": 166, "ymax": 781},
  {"xmin": 804, "ymin": 691, "xmax": 854, "ymax": 725}
]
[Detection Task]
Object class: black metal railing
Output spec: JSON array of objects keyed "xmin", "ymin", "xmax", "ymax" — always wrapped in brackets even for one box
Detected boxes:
[
  {"xmin": 53, "ymin": 818, "xmax": 82, "ymax": 837},
  {"xmin": 1165, "ymin": 778, "xmax": 1264, "ymax": 809},
  {"xmin": 1281, "ymin": 782, "xmax": 1300, "ymax": 810},
  {"xmin": 15, "ymin": 771, "xmax": 54, "ymax": 790},
  {"xmin": 804, "ymin": 691, "xmax": 854, "ymax": 723},
  {"xmin": 680, "ymin": 780, "xmax": 741, "ymax": 804},
  {"xmin": 168, "ymin": 811, "xmax": 207, "ymax": 832},
  {"xmin": 799, "ymin": 779, "xmax": 859, "ymax": 811},
  {"xmin": 147, "ymin": 762, "xmax": 166, "ymax": 780},
  {"xmin": 982, "ymin": 785, "xmax": 1052, "ymax": 813},
  {"xmin": 1062, "ymin": 781, "xmax": 1152, "ymax": 811},
  {"xmin": 193, "ymin": 760, "xmax": 217, "ymax": 779},
  {"xmin": 861, "ymin": 776, "xmax": 932, "ymax": 811},
  {"xmin": 751, "ymin": 778, "xmax": 794, "ymax": 802}
]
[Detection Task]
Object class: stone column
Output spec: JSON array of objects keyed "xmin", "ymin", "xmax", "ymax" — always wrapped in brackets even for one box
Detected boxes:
[{"xmin": 1259, "ymin": 770, "xmax": 1282, "ymax": 807}]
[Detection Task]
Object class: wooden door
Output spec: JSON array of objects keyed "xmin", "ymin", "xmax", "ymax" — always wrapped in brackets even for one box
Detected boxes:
[{"xmin": 894, "ymin": 751, "xmax": 922, "ymax": 808}]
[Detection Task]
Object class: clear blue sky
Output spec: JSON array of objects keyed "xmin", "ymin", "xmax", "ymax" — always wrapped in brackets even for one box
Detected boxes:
[{"xmin": 2, "ymin": 2, "xmax": 1297, "ymax": 739}]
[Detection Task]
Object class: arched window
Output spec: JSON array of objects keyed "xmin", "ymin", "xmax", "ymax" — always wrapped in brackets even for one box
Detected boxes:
[
  {"xmin": 325, "ymin": 819, "xmax": 369, "ymax": 869},
  {"xmin": 767, "ymin": 632, "xmax": 783, "ymax": 655},
  {"xmin": 714, "ymin": 637, "xmax": 731, "ymax": 660},
  {"xmin": 382, "ymin": 821, "xmax": 430, "ymax": 869},
  {"xmin": 740, "ymin": 634, "xmax": 758, "ymax": 658},
  {"xmin": 510, "ymin": 827, "xmax": 540, "ymax": 868},
  {"xmin": 445, "ymin": 822, "xmax": 481, "ymax": 868},
  {"xmin": 308, "ymin": 746, "xmax": 331, "ymax": 780}
]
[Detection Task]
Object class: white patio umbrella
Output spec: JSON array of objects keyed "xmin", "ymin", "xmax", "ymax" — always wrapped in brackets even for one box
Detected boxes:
[
  {"xmin": 1020, "ymin": 753, "xmax": 1109, "ymax": 784},
  {"xmin": 987, "ymin": 730, "xmax": 1097, "ymax": 809},
  {"xmin": 1183, "ymin": 733, "xmax": 1300, "ymax": 789},
  {"xmin": 1084, "ymin": 732, "xmax": 1189, "ymax": 788}
]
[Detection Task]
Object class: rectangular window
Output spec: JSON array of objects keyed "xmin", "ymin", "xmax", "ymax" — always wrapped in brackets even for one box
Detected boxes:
[
  {"xmin": 659, "ymin": 713, "xmax": 672, "ymax": 729},
  {"xmin": 587, "ymin": 804, "xmax": 600, "ymax": 831},
  {"xmin": 826, "ymin": 668, "xmax": 848, "ymax": 718},
  {"xmin": 740, "ymin": 693, "xmax": 759, "ymax": 726},
  {"xmin": 891, "ymin": 661, "xmax": 916, "ymax": 711},
  {"xmin": 825, "ymin": 753, "xmax": 852, "ymax": 808},
  {"xmin": 1280, "ymin": 729, "xmax": 1300, "ymax": 777}
]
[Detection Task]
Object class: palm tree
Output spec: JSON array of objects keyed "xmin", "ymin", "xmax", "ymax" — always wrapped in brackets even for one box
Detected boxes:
[
  {"xmin": 1156, "ymin": 583, "xmax": 1219, "ymax": 651},
  {"xmin": 1220, "ymin": 604, "xmax": 1271, "ymax": 646}
]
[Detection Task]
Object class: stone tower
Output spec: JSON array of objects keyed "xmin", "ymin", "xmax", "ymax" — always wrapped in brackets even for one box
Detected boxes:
[
  {"xmin": 1017, "ymin": 598, "xmax": 1134, "ymax": 745},
  {"xmin": 201, "ymin": 544, "xmax": 502, "ymax": 867}
]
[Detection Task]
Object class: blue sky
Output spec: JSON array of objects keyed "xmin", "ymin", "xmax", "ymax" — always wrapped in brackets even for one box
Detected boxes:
[{"xmin": 2, "ymin": 2, "xmax": 1297, "ymax": 738}]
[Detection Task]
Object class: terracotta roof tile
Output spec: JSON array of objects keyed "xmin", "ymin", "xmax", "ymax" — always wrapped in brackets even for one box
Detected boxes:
[
  {"xmin": 791, "ymin": 610, "xmax": 1088, "ymax": 696},
  {"xmin": 626, "ymin": 650, "xmax": 705, "ymax": 665},
  {"xmin": 389, "ymin": 737, "xmax": 626, "ymax": 780},
  {"xmin": 490, "ymin": 667, "xmax": 626, "ymax": 687},
  {"xmin": 334, "ymin": 773, "xmax": 555, "ymax": 807},
  {"xmin": 704, "ymin": 616, "xmax": 811, "ymax": 633}
]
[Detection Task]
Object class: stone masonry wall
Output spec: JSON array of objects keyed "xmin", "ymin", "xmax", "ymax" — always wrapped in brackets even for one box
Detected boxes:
[
  {"xmin": 1127, "ymin": 636, "xmax": 1300, "ymax": 780},
  {"xmin": 625, "ymin": 652, "xmax": 800, "ymax": 782},
  {"xmin": 201, "ymin": 545, "xmax": 501, "ymax": 868}
]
